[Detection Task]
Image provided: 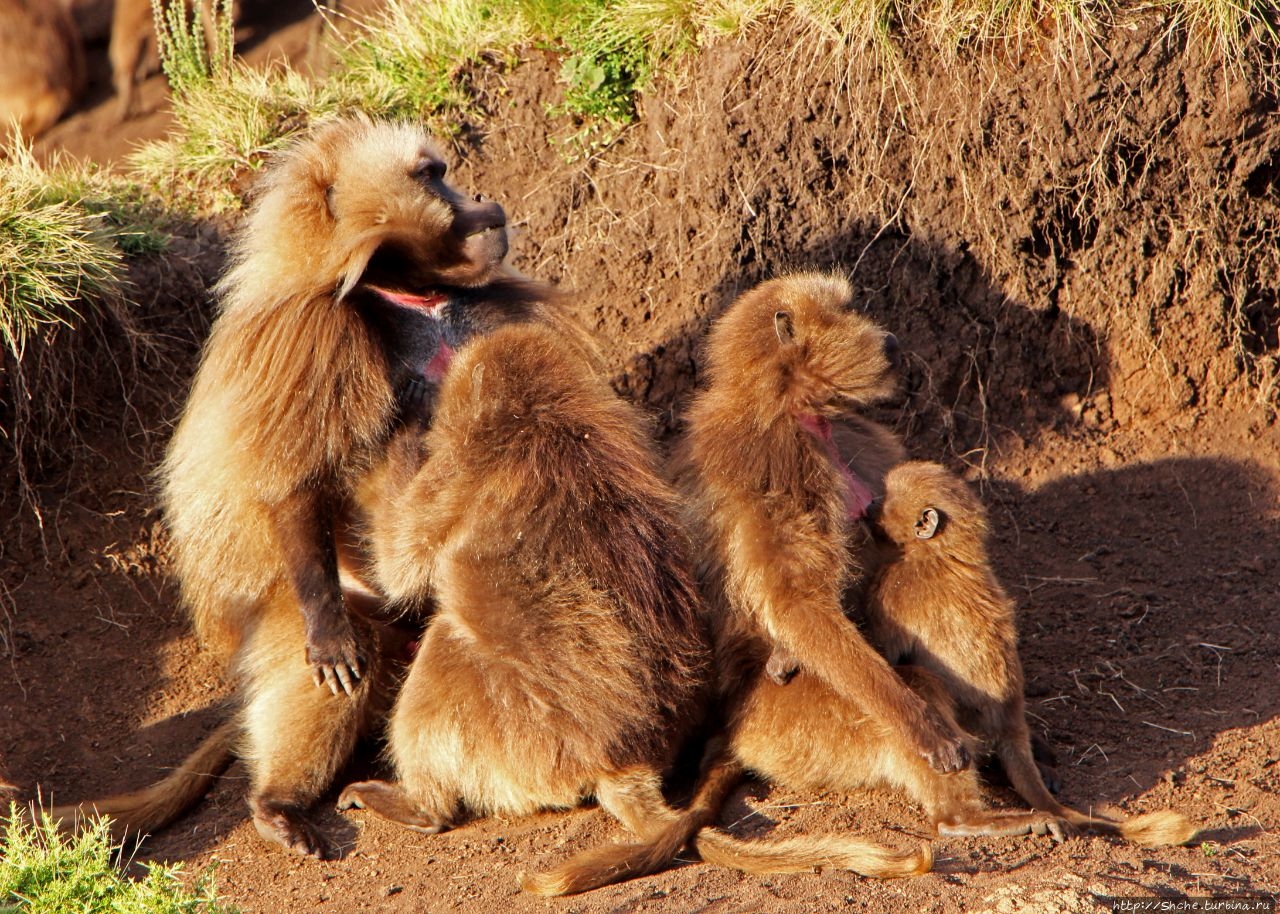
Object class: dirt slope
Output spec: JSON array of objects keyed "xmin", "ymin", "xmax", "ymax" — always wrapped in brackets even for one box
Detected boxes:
[{"xmin": 3, "ymin": 9, "xmax": 1278, "ymax": 914}]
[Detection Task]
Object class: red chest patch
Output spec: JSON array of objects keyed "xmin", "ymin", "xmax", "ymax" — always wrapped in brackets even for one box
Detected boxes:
[{"xmin": 796, "ymin": 413, "xmax": 876, "ymax": 520}]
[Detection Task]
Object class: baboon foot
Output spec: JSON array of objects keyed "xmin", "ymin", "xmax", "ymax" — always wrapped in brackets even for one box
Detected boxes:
[
  {"xmin": 937, "ymin": 811, "xmax": 1066, "ymax": 842},
  {"xmin": 337, "ymin": 779, "xmax": 450, "ymax": 835},
  {"xmin": 251, "ymin": 797, "xmax": 332, "ymax": 859}
]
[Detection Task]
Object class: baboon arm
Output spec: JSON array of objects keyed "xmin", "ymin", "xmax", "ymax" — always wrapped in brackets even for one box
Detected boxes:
[
  {"xmin": 373, "ymin": 453, "xmax": 464, "ymax": 605},
  {"xmin": 267, "ymin": 487, "xmax": 365, "ymax": 696},
  {"xmin": 730, "ymin": 515, "xmax": 969, "ymax": 773},
  {"xmin": 760, "ymin": 597, "xmax": 967, "ymax": 773}
]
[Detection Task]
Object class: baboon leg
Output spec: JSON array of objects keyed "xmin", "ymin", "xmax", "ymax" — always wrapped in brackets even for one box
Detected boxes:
[
  {"xmin": 994, "ymin": 713, "xmax": 1068, "ymax": 817},
  {"xmin": 883, "ymin": 670, "xmax": 1066, "ymax": 841},
  {"xmin": 336, "ymin": 780, "xmax": 453, "ymax": 835},
  {"xmin": 733, "ymin": 665, "xmax": 1064, "ymax": 841},
  {"xmin": 109, "ymin": 0, "xmax": 150, "ymax": 123},
  {"xmin": 1030, "ymin": 733, "xmax": 1061, "ymax": 794},
  {"xmin": 237, "ymin": 591, "xmax": 386, "ymax": 858}
]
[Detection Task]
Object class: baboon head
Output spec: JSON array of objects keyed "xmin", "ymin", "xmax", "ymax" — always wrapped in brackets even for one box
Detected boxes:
[
  {"xmin": 869, "ymin": 461, "xmax": 989, "ymax": 564},
  {"xmin": 705, "ymin": 273, "xmax": 901, "ymax": 418},
  {"xmin": 224, "ymin": 116, "xmax": 513, "ymax": 322}
]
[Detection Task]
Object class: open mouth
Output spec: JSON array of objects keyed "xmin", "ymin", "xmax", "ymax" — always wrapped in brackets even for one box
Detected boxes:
[{"xmin": 366, "ymin": 286, "xmax": 450, "ymax": 319}]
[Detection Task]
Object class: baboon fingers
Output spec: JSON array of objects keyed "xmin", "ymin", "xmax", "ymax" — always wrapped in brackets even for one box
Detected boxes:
[{"xmin": 315, "ymin": 662, "xmax": 361, "ymax": 697}]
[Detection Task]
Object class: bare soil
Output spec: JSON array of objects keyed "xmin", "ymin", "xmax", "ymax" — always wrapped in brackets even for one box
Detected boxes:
[{"xmin": 3, "ymin": 7, "xmax": 1278, "ymax": 914}]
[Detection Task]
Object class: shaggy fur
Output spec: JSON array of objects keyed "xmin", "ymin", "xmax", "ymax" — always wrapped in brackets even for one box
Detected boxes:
[
  {"xmin": 676, "ymin": 272, "xmax": 1077, "ymax": 839},
  {"xmin": 51, "ymin": 117, "xmax": 565, "ymax": 857},
  {"xmin": 340, "ymin": 322, "xmax": 931, "ymax": 893},
  {"xmin": 863, "ymin": 461, "xmax": 1199, "ymax": 846},
  {"xmin": 673, "ymin": 272, "xmax": 966, "ymax": 771}
]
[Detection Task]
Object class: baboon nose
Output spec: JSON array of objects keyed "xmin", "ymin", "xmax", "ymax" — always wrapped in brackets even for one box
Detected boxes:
[{"xmin": 883, "ymin": 333, "xmax": 901, "ymax": 368}]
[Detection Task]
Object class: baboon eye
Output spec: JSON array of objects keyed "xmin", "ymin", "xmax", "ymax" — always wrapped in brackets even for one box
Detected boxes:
[
  {"xmin": 915, "ymin": 508, "xmax": 941, "ymax": 540},
  {"xmin": 413, "ymin": 158, "xmax": 447, "ymax": 182}
]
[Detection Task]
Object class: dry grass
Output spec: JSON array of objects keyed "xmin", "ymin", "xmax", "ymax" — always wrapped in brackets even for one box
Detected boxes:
[{"xmin": 0, "ymin": 140, "xmax": 170, "ymax": 517}]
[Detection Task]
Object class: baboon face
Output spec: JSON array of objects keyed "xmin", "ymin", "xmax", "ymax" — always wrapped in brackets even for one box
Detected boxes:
[
  {"xmin": 242, "ymin": 118, "xmax": 510, "ymax": 308},
  {"xmin": 326, "ymin": 123, "xmax": 509, "ymax": 290},
  {"xmin": 870, "ymin": 461, "xmax": 986, "ymax": 557},
  {"xmin": 707, "ymin": 273, "xmax": 901, "ymax": 416}
]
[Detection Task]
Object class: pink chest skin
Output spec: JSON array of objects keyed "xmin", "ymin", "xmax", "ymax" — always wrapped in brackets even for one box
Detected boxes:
[
  {"xmin": 796, "ymin": 413, "xmax": 876, "ymax": 521},
  {"xmin": 424, "ymin": 341, "xmax": 455, "ymax": 382}
]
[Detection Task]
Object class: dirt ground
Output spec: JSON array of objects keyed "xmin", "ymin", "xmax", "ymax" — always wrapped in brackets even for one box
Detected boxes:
[{"xmin": 3, "ymin": 5, "xmax": 1279, "ymax": 913}]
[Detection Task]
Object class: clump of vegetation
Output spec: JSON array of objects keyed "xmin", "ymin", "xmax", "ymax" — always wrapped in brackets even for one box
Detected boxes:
[
  {"xmin": 130, "ymin": 0, "xmax": 339, "ymax": 211},
  {"xmin": 0, "ymin": 806, "xmax": 235, "ymax": 914},
  {"xmin": 0, "ymin": 142, "xmax": 140, "ymax": 359},
  {"xmin": 0, "ymin": 138, "xmax": 168, "ymax": 506}
]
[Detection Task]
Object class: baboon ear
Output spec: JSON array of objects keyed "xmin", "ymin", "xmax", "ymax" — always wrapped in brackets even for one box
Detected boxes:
[
  {"xmin": 915, "ymin": 507, "xmax": 941, "ymax": 540},
  {"xmin": 774, "ymin": 310, "xmax": 796, "ymax": 346}
]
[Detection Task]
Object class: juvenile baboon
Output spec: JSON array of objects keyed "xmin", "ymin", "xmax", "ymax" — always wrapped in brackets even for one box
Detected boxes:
[
  {"xmin": 673, "ymin": 272, "xmax": 968, "ymax": 772},
  {"xmin": 857, "ymin": 460, "xmax": 1197, "ymax": 845},
  {"xmin": 0, "ymin": 0, "xmax": 84, "ymax": 141},
  {"xmin": 51, "ymin": 116, "xmax": 566, "ymax": 857},
  {"xmin": 110, "ymin": 0, "xmax": 239, "ymax": 122},
  {"xmin": 339, "ymin": 321, "xmax": 932, "ymax": 895}
]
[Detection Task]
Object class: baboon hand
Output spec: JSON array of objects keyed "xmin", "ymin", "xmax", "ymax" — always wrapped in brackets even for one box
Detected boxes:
[
  {"xmin": 914, "ymin": 706, "xmax": 971, "ymax": 773},
  {"xmin": 305, "ymin": 612, "xmax": 366, "ymax": 697}
]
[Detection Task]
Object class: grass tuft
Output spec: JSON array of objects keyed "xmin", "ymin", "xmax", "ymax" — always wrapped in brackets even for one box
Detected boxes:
[
  {"xmin": 0, "ymin": 143, "xmax": 126, "ymax": 359},
  {"xmin": 131, "ymin": 0, "xmax": 339, "ymax": 211},
  {"xmin": 0, "ymin": 805, "xmax": 236, "ymax": 914}
]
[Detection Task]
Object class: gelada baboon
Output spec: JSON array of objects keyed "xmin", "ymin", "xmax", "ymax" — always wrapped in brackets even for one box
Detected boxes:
[
  {"xmin": 857, "ymin": 460, "xmax": 1197, "ymax": 845},
  {"xmin": 0, "ymin": 0, "xmax": 84, "ymax": 141},
  {"xmin": 51, "ymin": 116, "xmax": 567, "ymax": 857},
  {"xmin": 676, "ymin": 272, "xmax": 1072, "ymax": 839},
  {"xmin": 339, "ymin": 321, "xmax": 932, "ymax": 895},
  {"xmin": 673, "ymin": 272, "xmax": 968, "ymax": 771}
]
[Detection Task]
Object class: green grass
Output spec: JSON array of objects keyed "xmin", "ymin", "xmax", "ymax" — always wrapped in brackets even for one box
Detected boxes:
[
  {"xmin": 130, "ymin": 0, "xmax": 340, "ymax": 211},
  {"xmin": 0, "ymin": 136, "xmax": 168, "ymax": 358},
  {"xmin": 0, "ymin": 806, "xmax": 235, "ymax": 914},
  {"xmin": 0, "ymin": 145, "xmax": 123, "ymax": 358}
]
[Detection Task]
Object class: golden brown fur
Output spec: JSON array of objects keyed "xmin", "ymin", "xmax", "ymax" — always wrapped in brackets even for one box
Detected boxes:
[
  {"xmin": 339, "ymin": 322, "xmax": 931, "ymax": 894},
  {"xmin": 675, "ymin": 272, "xmax": 1078, "ymax": 839},
  {"xmin": 0, "ymin": 0, "xmax": 84, "ymax": 141},
  {"xmin": 673, "ymin": 272, "xmax": 967, "ymax": 771},
  {"xmin": 50, "ymin": 117, "xmax": 565, "ymax": 857},
  {"xmin": 861, "ymin": 461, "xmax": 1198, "ymax": 846}
]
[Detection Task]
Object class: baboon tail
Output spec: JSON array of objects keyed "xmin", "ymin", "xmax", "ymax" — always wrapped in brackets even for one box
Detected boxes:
[
  {"xmin": 999, "ymin": 737, "xmax": 1199, "ymax": 847},
  {"xmin": 50, "ymin": 719, "xmax": 239, "ymax": 839},
  {"xmin": 1061, "ymin": 808, "xmax": 1199, "ymax": 847},
  {"xmin": 695, "ymin": 829, "xmax": 933, "ymax": 878},
  {"xmin": 1115, "ymin": 811, "xmax": 1198, "ymax": 846},
  {"xmin": 521, "ymin": 752, "xmax": 742, "ymax": 896},
  {"xmin": 522, "ymin": 744, "xmax": 932, "ymax": 895}
]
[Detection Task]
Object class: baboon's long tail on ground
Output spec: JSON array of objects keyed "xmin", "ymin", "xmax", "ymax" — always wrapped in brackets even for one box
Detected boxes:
[
  {"xmin": 694, "ymin": 828, "xmax": 933, "ymax": 878},
  {"xmin": 522, "ymin": 750, "xmax": 932, "ymax": 896},
  {"xmin": 998, "ymin": 738, "xmax": 1199, "ymax": 847},
  {"xmin": 49, "ymin": 720, "xmax": 239, "ymax": 839},
  {"xmin": 520, "ymin": 750, "xmax": 744, "ymax": 896}
]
